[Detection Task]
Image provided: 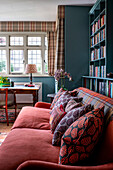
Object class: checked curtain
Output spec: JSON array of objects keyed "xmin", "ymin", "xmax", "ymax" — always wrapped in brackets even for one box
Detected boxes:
[
  {"xmin": 0, "ymin": 6, "xmax": 65, "ymax": 76},
  {"xmin": 56, "ymin": 5, "xmax": 65, "ymax": 71}
]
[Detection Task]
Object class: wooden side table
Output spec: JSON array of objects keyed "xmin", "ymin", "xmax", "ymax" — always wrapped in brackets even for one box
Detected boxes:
[{"xmin": 47, "ymin": 93, "xmax": 55, "ymax": 103}]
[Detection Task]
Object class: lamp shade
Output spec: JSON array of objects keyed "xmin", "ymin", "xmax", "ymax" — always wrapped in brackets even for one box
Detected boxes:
[{"xmin": 25, "ymin": 64, "xmax": 37, "ymax": 74}]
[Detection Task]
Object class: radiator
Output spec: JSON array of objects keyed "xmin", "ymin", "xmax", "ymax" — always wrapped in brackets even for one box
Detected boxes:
[{"xmin": 14, "ymin": 82, "xmax": 42, "ymax": 104}]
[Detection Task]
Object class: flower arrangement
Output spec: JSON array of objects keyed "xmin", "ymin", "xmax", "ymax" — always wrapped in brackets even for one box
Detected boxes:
[
  {"xmin": 54, "ymin": 69, "xmax": 72, "ymax": 90},
  {"xmin": 0, "ymin": 76, "xmax": 10, "ymax": 87}
]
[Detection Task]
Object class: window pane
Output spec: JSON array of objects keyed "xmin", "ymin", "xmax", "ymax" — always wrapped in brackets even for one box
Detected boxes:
[
  {"xmin": 0, "ymin": 37, "xmax": 6, "ymax": 46},
  {"xmin": 10, "ymin": 37, "xmax": 23, "ymax": 46},
  {"xmin": 28, "ymin": 37, "xmax": 41, "ymax": 46},
  {"xmin": 10, "ymin": 50, "xmax": 24, "ymax": 73},
  {"xmin": 28, "ymin": 50, "xmax": 42, "ymax": 72},
  {"xmin": 44, "ymin": 50, "xmax": 48, "ymax": 73},
  {"xmin": 0, "ymin": 50, "xmax": 6, "ymax": 72}
]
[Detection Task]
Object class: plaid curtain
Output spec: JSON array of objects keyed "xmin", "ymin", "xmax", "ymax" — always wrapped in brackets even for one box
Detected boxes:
[
  {"xmin": 47, "ymin": 31, "xmax": 57, "ymax": 76},
  {"xmin": 56, "ymin": 6, "xmax": 65, "ymax": 70},
  {"xmin": 0, "ymin": 21, "xmax": 56, "ymax": 32}
]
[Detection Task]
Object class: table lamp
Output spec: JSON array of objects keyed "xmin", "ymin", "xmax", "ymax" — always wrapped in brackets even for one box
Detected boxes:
[{"xmin": 25, "ymin": 64, "xmax": 37, "ymax": 87}]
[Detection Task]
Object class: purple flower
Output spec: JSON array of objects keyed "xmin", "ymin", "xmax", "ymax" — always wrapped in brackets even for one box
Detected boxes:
[{"xmin": 54, "ymin": 69, "xmax": 72, "ymax": 82}]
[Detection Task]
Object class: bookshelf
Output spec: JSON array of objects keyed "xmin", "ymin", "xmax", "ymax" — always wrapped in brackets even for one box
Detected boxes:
[
  {"xmin": 83, "ymin": 0, "xmax": 113, "ymax": 97},
  {"xmin": 82, "ymin": 76, "xmax": 113, "ymax": 98}
]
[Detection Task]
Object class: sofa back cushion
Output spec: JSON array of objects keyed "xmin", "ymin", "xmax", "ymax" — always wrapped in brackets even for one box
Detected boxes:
[
  {"xmin": 77, "ymin": 87, "xmax": 113, "ymax": 125},
  {"xmin": 91, "ymin": 119, "xmax": 113, "ymax": 165}
]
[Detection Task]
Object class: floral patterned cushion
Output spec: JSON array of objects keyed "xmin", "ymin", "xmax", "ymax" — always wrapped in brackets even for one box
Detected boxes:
[
  {"xmin": 59, "ymin": 107, "xmax": 104, "ymax": 165},
  {"xmin": 50, "ymin": 105, "xmax": 67, "ymax": 133},
  {"xmin": 65, "ymin": 99, "xmax": 82, "ymax": 112},
  {"xmin": 52, "ymin": 104, "xmax": 92, "ymax": 146},
  {"xmin": 50, "ymin": 88, "xmax": 65, "ymax": 110}
]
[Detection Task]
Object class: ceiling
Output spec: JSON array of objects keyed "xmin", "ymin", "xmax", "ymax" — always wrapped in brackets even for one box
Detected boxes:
[{"xmin": 0, "ymin": 0, "xmax": 96, "ymax": 21}]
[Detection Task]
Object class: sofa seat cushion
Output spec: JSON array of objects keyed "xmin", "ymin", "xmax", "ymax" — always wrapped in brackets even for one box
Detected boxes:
[
  {"xmin": 0, "ymin": 128, "xmax": 60, "ymax": 170},
  {"xmin": 12, "ymin": 106, "xmax": 51, "ymax": 130}
]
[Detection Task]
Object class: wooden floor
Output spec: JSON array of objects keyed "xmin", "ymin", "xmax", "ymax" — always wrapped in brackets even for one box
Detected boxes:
[
  {"xmin": 0, "ymin": 123, "xmax": 13, "ymax": 133},
  {"xmin": 0, "ymin": 123, "xmax": 13, "ymax": 145}
]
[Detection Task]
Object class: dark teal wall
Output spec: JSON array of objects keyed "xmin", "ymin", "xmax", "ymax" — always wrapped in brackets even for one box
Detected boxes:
[
  {"xmin": 9, "ymin": 76, "xmax": 55, "ymax": 102},
  {"xmin": 65, "ymin": 6, "xmax": 91, "ymax": 90}
]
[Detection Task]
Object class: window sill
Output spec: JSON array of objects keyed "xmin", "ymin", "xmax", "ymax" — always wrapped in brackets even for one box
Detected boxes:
[{"xmin": 6, "ymin": 74, "xmax": 53, "ymax": 78}]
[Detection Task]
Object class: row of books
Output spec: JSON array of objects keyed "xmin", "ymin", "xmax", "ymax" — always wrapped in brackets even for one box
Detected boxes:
[
  {"xmin": 91, "ymin": 20, "xmax": 100, "ymax": 34},
  {"xmin": 100, "ymin": 46, "xmax": 106, "ymax": 58},
  {"xmin": 91, "ymin": 15, "xmax": 105, "ymax": 35},
  {"xmin": 91, "ymin": 28, "xmax": 105, "ymax": 47},
  {"xmin": 99, "ymin": 82, "xmax": 106, "ymax": 95},
  {"xmin": 95, "ymin": 32, "xmax": 100, "ymax": 44},
  {"xmin": 91, "ymin": 46, "xmax": 106, "ymax": 60},
  {"xmin": 101, "ymin": 15, "xmax": 105, "ymax": 27},
  {"xmin": 95, "ymin": 66, "xmax": 100, "ymax": 77},
  {"xmin": 100, "ymin": 28, "xmax": 105, "ymax": 41},
  {"xmin": 89, "ymin": 65, "xmax": 106, "ymax": 78},
  {"xmin": 99, "ymin": 81, "xmax": 113, "ymax": 98},
  {"xmin": 100, "ymin": 65, "xmax": 106, "ymax": 78},
  {"xmin": 89, "ymin": 65, "xmax": 95, "ymax": 76}
]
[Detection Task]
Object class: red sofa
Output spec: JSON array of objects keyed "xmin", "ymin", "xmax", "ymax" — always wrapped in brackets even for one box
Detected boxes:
[{"xmin": 0, "ymin": 87, "xmax": 113, "ymax": 170}]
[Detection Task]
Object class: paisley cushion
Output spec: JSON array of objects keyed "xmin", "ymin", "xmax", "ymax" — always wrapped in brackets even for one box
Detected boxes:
[
  {"xmin": 59, "ymin": 106, "xmax": 104, "ymax": 165},
  {"xmin": 52, "ymin": 104, "xmax": 92, "ymax": 146}
]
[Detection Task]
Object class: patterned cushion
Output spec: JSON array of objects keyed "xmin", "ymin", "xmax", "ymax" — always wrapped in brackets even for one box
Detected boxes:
[
  {"xmin": 59, "ymin": 107, "xmax": 104, "ymax": 165},
  {"xmin": 69, "ymin": 89, "xmax": 78, "ymax": 97},
  {"xmin": 50, "ymin": 105, "xmax": 67, "ymax": 133},
  {"xmin": 52, "ymin": 104, "xmax": 92, "ymax": 146},
  {"xmin": 65, "ymin": 99, "xmax": 82, "ymax": 112},
  {"xmin": 50, "ymin": 91, "xmax": 83, "ymax": 115},
  {"xmin": 50, "ymin": 88, "xmax": 65, "ymax": 110}
]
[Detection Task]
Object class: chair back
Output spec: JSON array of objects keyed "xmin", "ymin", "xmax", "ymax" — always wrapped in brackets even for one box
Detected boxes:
[
  {"xmin": 0, "ymin": 88, "xmax": 15, "ymax": 107},
  {"xmin": 0, "ymin": 88, "xmax": 8, "ymax": 107}
]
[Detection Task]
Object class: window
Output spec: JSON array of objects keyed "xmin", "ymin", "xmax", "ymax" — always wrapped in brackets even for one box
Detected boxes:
[
  {"xmin": 0, "ymin": 50, "xmax": 6, "ymax": 72},
  {"xmin": 10, "ymin": 50, "xmax": 24, "ymax": 73},
  {"xmin": 28, "ymin": 50, "xmax": 42, "ymax": 72},
  {"xmin": 10, "ymin": 37, "xmax": 24, "ymax": 46},
  {"xmin": 28, "ymin": 36, "xmax": 41, "ymax": 46},
  {"xmin": 0, "ymin": 37, "xmax": 6, "ymax": 46},
  {"xmin": 0, "ymin": 33, "xmax": 48, "ymax": 75}
]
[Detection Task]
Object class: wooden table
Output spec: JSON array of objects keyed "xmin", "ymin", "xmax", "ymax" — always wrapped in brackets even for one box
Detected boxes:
[{"xmin": 0, "ymin": 85, "xmax": 40, "ymax": 106}]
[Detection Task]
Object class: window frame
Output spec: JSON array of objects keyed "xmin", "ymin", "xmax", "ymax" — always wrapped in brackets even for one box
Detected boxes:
[{"xmin": 0, "ymin": 32, "xmax": 48, "ymax": 76}]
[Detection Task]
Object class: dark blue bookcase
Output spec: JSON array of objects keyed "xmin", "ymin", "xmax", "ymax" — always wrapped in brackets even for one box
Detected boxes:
[{"xmin": 83, "ymin": 0, "xmax": 113, "ymax": 97}]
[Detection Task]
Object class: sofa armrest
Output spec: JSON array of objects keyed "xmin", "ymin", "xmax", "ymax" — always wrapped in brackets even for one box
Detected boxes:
[
  {"xmin": 17, "ymin": 161, "xmax": 113, "ymax": 170},
  {"xmin": 35, "ymin": 102, "xmax": 51, "ymax": 109}
]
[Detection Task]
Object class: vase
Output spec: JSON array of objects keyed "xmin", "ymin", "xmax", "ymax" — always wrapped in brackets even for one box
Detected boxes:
[{"xmin": 55, "ymin": 79, "xmax": 58, "ymax": 94}]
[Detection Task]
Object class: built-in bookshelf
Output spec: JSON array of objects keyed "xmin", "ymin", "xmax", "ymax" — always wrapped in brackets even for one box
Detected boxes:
[
  {"xmin": 89, "ymin": 0, "xmax": 107, "ymax": 78},
  {"xmin": 83, "ymin": 0, "xmax": 113, "ymax": 97},
  {"xmin": 82, "ymin": 76, "xmax": 113, "ymax": 98}
]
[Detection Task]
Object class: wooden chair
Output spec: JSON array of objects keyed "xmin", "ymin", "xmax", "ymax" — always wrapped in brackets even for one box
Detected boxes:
[{"xmin": 0, "ymin": 88, "xmax": 17, "ymax": 126}]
